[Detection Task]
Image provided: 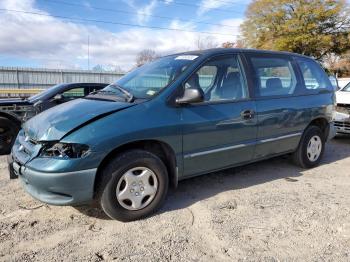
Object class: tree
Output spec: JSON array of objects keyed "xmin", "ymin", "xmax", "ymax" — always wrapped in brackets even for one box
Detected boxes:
[
  {"xmin": 221, "ymin": 40, "xmax": 245, "ymax": 48},
  {"xmin": 240, "ymin": 0, "xmax": 350, "ymax": 61},
  {"xmin": 324, "ymin": 52, "xmax": 350, "ymax": 76},
  {"xmin": 135, "ymin": 49, "xmax": 160, "ymax": 67}
]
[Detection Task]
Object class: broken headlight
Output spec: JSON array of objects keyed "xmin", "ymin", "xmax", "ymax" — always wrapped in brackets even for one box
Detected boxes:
[{"xmin": 40, "ymin": 143, "xmax": 90, "ymax": 158}]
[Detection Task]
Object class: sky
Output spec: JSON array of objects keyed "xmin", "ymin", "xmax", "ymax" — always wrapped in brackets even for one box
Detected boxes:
[{"xmin": 0, "ymin": 0, "xmax": 250, "ymax": 71}]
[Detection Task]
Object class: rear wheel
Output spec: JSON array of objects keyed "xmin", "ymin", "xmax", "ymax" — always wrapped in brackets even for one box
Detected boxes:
[
  {"xmin": 293, "ymin": 125, "xmax": 325, "ymax": 168},
  {"xmin": 0, "ymin": 117, "xmax": 20, "ymax": 155},
  {"xmin": 97, "ymin": 150, "xmax": 169, "ymax": 222}
]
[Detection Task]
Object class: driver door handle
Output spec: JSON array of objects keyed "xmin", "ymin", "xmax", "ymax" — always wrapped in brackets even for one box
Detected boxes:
[{"xmin": 241, "ymin": 109, "xmax": 255, "ymax": 120}]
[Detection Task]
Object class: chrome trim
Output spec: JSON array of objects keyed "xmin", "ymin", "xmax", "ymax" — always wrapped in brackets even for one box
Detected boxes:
[
  {"xmin": 184, "ymin": 132, "xmax": 302, "ymax": 159},
  {"xmin": 258, "ymin": 132, "xmax": 302, "ymax": 144},
  {"xmin": 184, "ymin": 143, "xmax": 248, "ymax": 159}
]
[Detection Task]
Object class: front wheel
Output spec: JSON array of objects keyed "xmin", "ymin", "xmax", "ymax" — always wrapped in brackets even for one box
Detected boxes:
[
  {"xmin": 0, "ymin": 117, "xmax": 20, "ymax": 155},
  {"xmin": 293, "ymin": 125, "xmax": 325, "ymax": 168},
  {"xmin": 97, "ymin": 150, "xmax": 169, "ymax": 222}
]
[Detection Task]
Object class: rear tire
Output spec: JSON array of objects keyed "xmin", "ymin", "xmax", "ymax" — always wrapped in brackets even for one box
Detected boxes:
[
  {"xmin": 96, "ymin": 150, "xmax": 169, "ymax": 222},
  {"xmin": 0, "ymin": 117, "xmax": 20, "ymax": 155},
  {"xmin": 293, "ymin": 125, "xmax": 325, "ymax": 168}
]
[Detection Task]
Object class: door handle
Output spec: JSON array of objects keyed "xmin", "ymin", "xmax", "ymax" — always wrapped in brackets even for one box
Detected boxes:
[{"xmin": 241, "ymin": 109, "xmax": 255, "ymax": 120}]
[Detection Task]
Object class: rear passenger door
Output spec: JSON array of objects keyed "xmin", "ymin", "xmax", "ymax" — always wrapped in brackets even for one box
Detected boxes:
[
  {"xmin": 245, "ymin": 53, "xmax": 305, "ymax": 159},
  {"xmin": 181, "ymin": 54, "xmax": 257, "ymax": 176}
]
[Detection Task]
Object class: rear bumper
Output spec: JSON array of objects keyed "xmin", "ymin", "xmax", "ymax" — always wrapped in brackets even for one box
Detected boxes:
[{"xmin": 12, "ymin": 161, "xmax": 97, "ymax": 206}]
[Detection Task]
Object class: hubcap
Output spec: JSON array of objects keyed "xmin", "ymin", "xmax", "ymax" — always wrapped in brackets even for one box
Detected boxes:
[
  {"xmin": 116, "ymin": 167, "xmax": 158, "ymax": 211},
  {"xmin": 307, "ymin": 135, "xmax": 322, "ymax": 162}
]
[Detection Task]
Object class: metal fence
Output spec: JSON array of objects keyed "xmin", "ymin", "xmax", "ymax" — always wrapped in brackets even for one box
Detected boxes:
[{"xmin": 0, "ymin": 66, "xmax": 123, "ymax": 90}]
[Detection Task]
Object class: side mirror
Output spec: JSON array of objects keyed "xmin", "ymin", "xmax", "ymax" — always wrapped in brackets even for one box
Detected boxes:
[{"xmin": 176, "ymin": 88, "xmax": 204, "ymax": 105}]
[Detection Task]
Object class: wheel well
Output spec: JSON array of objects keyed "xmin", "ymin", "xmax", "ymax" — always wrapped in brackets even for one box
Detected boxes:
[
  {"xmin": 93, "ymin": 140, "xmax": 178, "ymax": 197},
  {"xmin": 309, "ymin": 118, "xmax": 329, "ymax": 137},
  {"xmin": 0, "ymin": 112, "xmax": 21, "ymax": 128}
]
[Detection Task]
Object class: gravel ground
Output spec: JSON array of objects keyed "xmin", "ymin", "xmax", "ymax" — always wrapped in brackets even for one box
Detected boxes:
[{"xmin": 0, "ymin": 136, "xmax": 350, "ymax": 261}]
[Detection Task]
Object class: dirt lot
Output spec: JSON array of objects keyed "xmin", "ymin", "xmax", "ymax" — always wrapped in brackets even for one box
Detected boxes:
[{"xmin": 0, "ymin": 137, "xmax": 350, "ymax": 261}]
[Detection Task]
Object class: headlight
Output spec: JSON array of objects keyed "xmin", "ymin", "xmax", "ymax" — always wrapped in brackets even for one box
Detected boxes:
[
  {"xmin": 40, "ymin": 143, "xmax": 90, "ymax": 158},
  {"xmin": 335, "ymin": 105, "xmax": 350, "ymax": 115}
]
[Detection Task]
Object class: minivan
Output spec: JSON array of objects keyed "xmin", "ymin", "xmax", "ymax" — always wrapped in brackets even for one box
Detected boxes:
[{"xmin": 9, "ymin": 49, "xmax": 336, "ymax": 221}]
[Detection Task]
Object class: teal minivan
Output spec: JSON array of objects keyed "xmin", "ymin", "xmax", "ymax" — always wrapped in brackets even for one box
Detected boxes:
[{"xmin": 10, "ymin": 49, "xmax": 335, "ymax": 221}]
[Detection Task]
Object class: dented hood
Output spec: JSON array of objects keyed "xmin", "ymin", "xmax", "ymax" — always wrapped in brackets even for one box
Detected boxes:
[{"xmin": 23, "ymin": 98, "xmax": 133, "ymax": 141}]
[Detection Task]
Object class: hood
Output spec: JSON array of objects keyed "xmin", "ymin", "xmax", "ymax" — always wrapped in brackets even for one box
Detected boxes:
[
  {"xmin": 24, "ymin": 98, "xmax": 134, "ymax": 141},
  {"xmin": 336, "ymin": 91, "xmax": 350, "ymax": 105},
  {"xmin": 0, "ymin": 98, "xmax": 31, "ymax": 106}
]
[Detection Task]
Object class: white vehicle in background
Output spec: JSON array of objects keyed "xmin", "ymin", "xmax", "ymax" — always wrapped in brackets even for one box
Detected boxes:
[{"xmin": 334, "ymin": 82, "xmax": 350, "ymax": 134}]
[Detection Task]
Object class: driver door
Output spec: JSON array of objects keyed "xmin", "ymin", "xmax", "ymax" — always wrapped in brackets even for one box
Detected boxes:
[{"xmin": 181, "ymin": 54, "xmax": 257, "ymax": 176}]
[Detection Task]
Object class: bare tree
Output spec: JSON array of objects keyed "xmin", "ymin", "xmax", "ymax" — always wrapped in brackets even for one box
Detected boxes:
[
  {"xmin": 221, "ymin": 40, "xmax": 245, "ymax": 48},
  {"xmin": 195, "ymin": 35, "xmax": 218, "ymax": 50},
  {"xmin": 136, "ymin": 49, "xmax": 160, "ymax": 67}
]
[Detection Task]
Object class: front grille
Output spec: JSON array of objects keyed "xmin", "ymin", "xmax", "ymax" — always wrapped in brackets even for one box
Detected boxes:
[{"xmin": 334, "ymin": 121, "xmax": 350, "ymax": 132}]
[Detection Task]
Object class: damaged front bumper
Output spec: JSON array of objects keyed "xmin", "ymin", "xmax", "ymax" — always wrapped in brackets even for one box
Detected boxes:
[
  {"xmin": 334, "ymin": 111, "xmax": 350, "ymax": 134},
  {"xmin": 10, "ymin": 130, "xmax": 98, "ymax": 206},
  {"xmin": 12, "ymin": 160, "xmax": 96, "ymax": 205}
]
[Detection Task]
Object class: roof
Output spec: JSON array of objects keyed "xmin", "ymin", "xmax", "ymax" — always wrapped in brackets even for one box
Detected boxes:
[{"xmin": 173, "ymin": 48, "xmax": 311, "ymax": 59}]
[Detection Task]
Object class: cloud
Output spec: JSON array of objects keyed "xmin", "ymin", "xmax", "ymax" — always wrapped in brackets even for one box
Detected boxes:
[
  {"xmin": 122, "ymin": 0, "xmax": 157, "ymax": 25},
  {"xmin": 0, "ymin": 0, "xmax": 243, "ymax": 71},
  {"xmin": 197, "ymin": 0, "xmax": 245, "ymax": 15}
]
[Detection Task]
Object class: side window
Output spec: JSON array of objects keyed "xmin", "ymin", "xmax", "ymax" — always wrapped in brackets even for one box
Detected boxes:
[
  {"xmin": 250, "ymin": 56, "xmax": 297, "ymax": 97},
  {"xmin": 196, "ymin": 66, "xmax": 217, "ymax": 91},
  {"xmin": 62, "ymin": 88, "xmax": 85, "ymax": 98},
  {"xmin": 185, "ymin": 55, "xmax": 248, "ymax": 102},
  {"xmin": 296, "ymin": 58, "xmax": 333, "ymax": 92}
]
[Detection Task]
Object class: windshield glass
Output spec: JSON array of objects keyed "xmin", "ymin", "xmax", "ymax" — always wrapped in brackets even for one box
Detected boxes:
[
  {"xmin": 342, "ymin": 82, "xmax": 350, "ymax": 92},
  {"xmin": 103, "ymin": 54, "xmax": 200, "ymax": 99}
]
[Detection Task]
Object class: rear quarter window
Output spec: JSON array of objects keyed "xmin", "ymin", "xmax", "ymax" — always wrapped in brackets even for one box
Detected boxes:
[
  {"xmin": 296, "ymin": 58, "xmax": 333, "ymax": 93},
  {"xmin": 249, "ymin": 56, "xmax": 298, "ymax": 97}
]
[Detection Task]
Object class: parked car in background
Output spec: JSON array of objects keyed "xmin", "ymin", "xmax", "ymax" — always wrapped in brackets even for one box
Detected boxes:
[
  {"xmin": 9, "ymin": 49, "xmax": 335, "ymax": 221},
  {"xmin": 0, "ymin": 83, "xmax": 108, "ymax": 155},
  {"xmin": 334, "ymin": 82, "xmax": 350, "ymax": 134}
]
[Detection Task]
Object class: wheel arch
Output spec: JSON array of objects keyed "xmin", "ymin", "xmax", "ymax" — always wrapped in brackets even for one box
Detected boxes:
[
  {"xmin": 93, "ymin": 139, "xmax": 178, "ymax": 198},
  {"xmin": 308, "ymin": 117, "xmax": 329, "ymax": 138},
  {"xmin": 0, "ymin": 111, "xmax": 22, "ymax": 128}
]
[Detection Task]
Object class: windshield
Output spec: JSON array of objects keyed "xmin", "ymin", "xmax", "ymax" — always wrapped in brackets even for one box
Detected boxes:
[
  {"xmin": 342, "ymin": 82, "xmax": 350, "ymax": 92},
  {"xmin": 103, "ymin": 54, "xmax": 200, "ymax": 99}
]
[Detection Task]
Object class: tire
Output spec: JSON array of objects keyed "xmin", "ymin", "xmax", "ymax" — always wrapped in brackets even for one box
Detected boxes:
[
  {"xmin": 0, "ymin": 117, "xmax": 20, "ymax": 155},
  {"xmin": 97, "ymin": 150, "xmax": 169, "ymax": 222},
  {"xmin": 293, "ymin": 125, "xmax": 325, "ymax": 168}
]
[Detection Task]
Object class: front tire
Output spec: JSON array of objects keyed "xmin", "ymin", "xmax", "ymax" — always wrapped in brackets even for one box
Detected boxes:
[
  {"xmin": 293, "ymin": 125, "xmax": 325, "ymax": 168},
  {"xmin": 97, "ymin": 150, "xmax": 169, "ymax": 222}
]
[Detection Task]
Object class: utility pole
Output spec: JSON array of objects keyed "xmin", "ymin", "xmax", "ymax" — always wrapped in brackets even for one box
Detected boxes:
[{"xmin": 88, "ymin": 35, "xmax": 90, "ymax": 71}]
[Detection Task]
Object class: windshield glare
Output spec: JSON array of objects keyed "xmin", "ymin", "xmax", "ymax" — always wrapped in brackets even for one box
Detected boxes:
[
  {"xmin": 104, "ymin": 54, "xmax": 199, "ymax": 99},
  {"xmin": 343, "ymin": 82, "xmax": 350, "ymax": 92}
]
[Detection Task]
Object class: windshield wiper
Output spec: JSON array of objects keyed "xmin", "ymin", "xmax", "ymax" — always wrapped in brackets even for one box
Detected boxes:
[
  {"xmin": 89, "ymin": 87, "xmax": 134, "ymax": 102},
  {"xmin": 109, "ymin": 84, "xmax": 134, "ymax": 102}
]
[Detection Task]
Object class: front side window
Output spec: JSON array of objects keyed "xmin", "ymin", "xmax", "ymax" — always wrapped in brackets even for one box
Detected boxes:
[
  {"xmin": 250, "ymin": 56, "xmax": 297, "ymax": 97},
  {"xmin": 62, "ymin": 88, "xmax": 85, "ymax": 98},
  {"xmin": 296, "ymin": 58, "xmax": 333, "ymax": 92},
  {"xmin": 104, "ymin": 54, "xmax": 200, "ymax": 99},
  {"xmin": 184, "ymin": 55, "xmax": 248, "ymax": 102}
]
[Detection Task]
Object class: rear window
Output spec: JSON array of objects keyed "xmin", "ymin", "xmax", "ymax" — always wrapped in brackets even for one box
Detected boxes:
[
  {"xmin": 296, "ymin": 58, "xmax": 333, "ymax": 92},
  {"xmin": 250, "ymin": 56, "xmax": 297, "ymax": 97}
]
